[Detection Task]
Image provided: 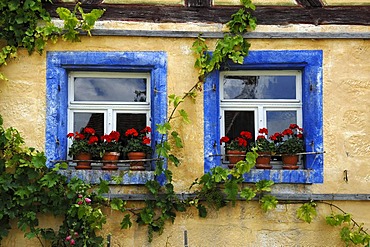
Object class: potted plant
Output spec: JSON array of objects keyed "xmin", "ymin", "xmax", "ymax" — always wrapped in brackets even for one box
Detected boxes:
[
  {"xmin": 67, "ymin": 127, "xmax": 99, "ymax": 170},
  {"xmin": 99, "ymin": 130, "xmax": 122, "ymax": 170},
  {"xmin": 123, "ymin": 126, "xmax": 152, "ymax": 171},
  {"xmin": 250, "ymin": 128, "xmax": 275, "ymax": 169},
  {"xmin": 220, "ymin": 130, "xmax": 252, "ymax": 168},
  {"xmin": 276, "ymin": 124, "xmax": 304, "ymax": 170}
]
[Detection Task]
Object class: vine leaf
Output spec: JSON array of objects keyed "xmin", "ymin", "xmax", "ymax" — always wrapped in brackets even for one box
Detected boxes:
[
  {"xmin": 97, "ymin": 179, "xmax": 109, "ymax": 194},
  {"xmin": 259, "ymin": 195, "xmax": 278, "ymax": 212},
  {"xmin": 197, "ymin": 204, "xmax": 207, "ymax": 218},
  {"xmin": 168, "ymin": 94, "xmax": 184, "ymax": 108},
  {"xmin": 224, "ymin": 179, "xmax": 239, "ymax": 205},
  {"xmin": 156, "ymin": 123, "xmax": 171, "ymax": 135},
  {"xmin": 326, "ymin": 213, "xmax": 351, "ymax": 226},
  {"xmin": 120, "ymin": 214, "xmax": 132, "ymax": 229},
  {"xmin": 340, "ymin": 226, "xmax": 351, "ymax": 245},
  {"xmin": 146, "ymin": 180, "xmax": 161, "ymax": 196},
  {"xmin": 297, "ymin": 202, "xmax": 317, "ymax": 223},
  {"xmin": 168, "ymin": 154, "xmax": 180, "ymax": 167},
  {"xmin": 110, "ymin": 198, "xmax": 126, "ymax": 212},
  {"xmin": 255, "ymin": 180, "xmax": 274, "ymax": 192},
  {"xmin": 139, "ymin": 208, "xmax": 154, "ymax": 224},
  {"xmin": 178, "ymin": 109, "xmax": 190, "ymax": 124},
  {"xmin": 171, "ymin": 131, "xmax": 183, "ymax": 148},
  {"xmin": 240, "ymin": 187, "xmax": 256, "ymax": 201}
]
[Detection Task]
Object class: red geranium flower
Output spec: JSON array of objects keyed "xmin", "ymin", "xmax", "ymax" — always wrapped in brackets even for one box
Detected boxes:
[
  {"xmin": 142, "ymin": 136, "xmax": 151, "ymax": 144},
  {"xmin": 88, "ymin": 136, "xmax": 98, "ymax": 145},
  {"xmin": 109, "ymin": 131, "xmax": 120, "ymax": 142},
  {"xmin": 141, "ymin": 126, "xmax": 151, "ymax": 133},
  {"xmin": 84, "ymin": 127, "xmax": 95, "ymax": 135},
  {"xmin": 237, "ymin": 137, "xmax": 247, "ymax": 147},
  {"xmin": 282, "ymin": 129, "xmax": 294, "ymax": 136},
  {"xmin": 240, "ymin": 131, "xmax": 252, "ymax": 140},
  {"xmin": 75, "ymin": 132, "xmax": 85, "ymax": 140},
  {"xmin": 220, "ymin": 136, "xmax": 230, "ymax": 144},
  {"xmin": 257, "ymin": 135, "xmax": 266, "ymax": 140},
  {"xmin": 125, "ymin": 128, "xmax": 139, "ymax": 137},
  {"xmin": 101, "ymin": 134, "xmax": 112, "ymax": 142},
  {"xmin": 67, "ymin": 127, "xmax": 99, "ymax": 157},
  {"xmin": 259, "ymin": 128, "xmax": 268, "ymax": 135}
]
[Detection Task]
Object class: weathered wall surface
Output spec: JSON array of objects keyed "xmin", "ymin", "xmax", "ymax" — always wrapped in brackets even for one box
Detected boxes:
[{"xmin": 0, "ymin": 21, "xmax": 369, "ymax": 246}]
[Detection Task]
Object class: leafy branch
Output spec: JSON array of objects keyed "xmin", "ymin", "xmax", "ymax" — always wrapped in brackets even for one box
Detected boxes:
[
  {"xmin": 296, "ymin": 201, "xmax": 370, "ymax": 246},
  {"xmin": 189, "ymin": 150, "xmax": 277, "ymax": 216},
  {"xmin": 0, "ymin": 0, "xmax": 105, "ymax": 80}
]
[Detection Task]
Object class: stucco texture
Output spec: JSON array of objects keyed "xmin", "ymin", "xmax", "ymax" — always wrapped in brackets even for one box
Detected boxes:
[{"xmin": 0, "ymin": 26, "xmax": 370, "ymax": 246}]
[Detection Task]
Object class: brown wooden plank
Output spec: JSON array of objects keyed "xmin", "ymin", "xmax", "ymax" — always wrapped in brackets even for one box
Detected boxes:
[{"xmin": 44, "ymin": 3, "xmax": 370, "ymax": 25}]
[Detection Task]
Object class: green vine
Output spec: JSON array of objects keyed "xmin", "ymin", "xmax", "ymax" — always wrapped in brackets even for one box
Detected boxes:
[
  {"xmin": 298, "ymin": 201, "xmax": 370, "ymax": 246},
  {"xmin": 0, "ymin": 114, "xmax": 110, "ymax": 246},
  {"xmin": 0, "ymin": 0, "xmax": 369, "ymax": 246},
  {"xmin": 0, "ymin": 0, "xmax": 105, "ymax": 80}
]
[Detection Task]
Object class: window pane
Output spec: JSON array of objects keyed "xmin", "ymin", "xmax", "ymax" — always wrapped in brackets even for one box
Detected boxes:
[
  {"xmin": 224, "ymin": 111, "xmax": 255, "ymax": 140},
  {"xmin": 73, "ymin": 112, "xmax": 104, "ymax": 137},
  {"xmin": 74, "ymin": 77, "xmax": 147, "ymax": 102},
  {"xmin": 266, "ymin": 111, "xmax": 297, "ymax": 135},
  {"xmin": 116, "ymin": 113, "xmax": 147, "ymax": 135},
  {"xmin": 223, "ymin": 75, "xmax": 296, "ymax": 99}
]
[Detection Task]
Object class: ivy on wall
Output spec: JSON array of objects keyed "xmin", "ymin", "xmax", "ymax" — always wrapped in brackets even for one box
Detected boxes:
[
  {"xmin": 0, "ymin": 1, "xmax": 369, "ymax": 246},
  {"xmin": 0, "ymin": 0, "xmax": 105, "ymax": 80}
]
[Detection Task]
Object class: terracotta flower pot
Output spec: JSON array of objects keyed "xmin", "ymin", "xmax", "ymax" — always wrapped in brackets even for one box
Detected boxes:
[
  {"xmin": 102, "ymin": 152, "xmax": 120, "ymax": 170},
  {"xmin": 255, "ymin": 152, "xmax": 272, "ymax": 169},
  {"xmin": 127, "ymin": 152, "xmax": 146, "ymax": 171},
  {"xmin": 282, "ymin": 154, "xmax": 299, "ymax": 170},
  {"xmin": 75, "ymin": 152, "xmax": 92, "ymax": 170},
  {"xmin": 226, "ymin": 150, "xmax": 246, "ymax": 169}
]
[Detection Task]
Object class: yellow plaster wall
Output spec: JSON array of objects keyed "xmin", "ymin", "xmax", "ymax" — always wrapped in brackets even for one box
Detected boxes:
[
  {"xmin": 322, "ymin": 0, "xmax": 370, "ymax": 5},
  {"xmin": 0, "ymin": 25, "xmax": 370, "ymax": 246},
  {"xmin": 2, "ymin": 201, "xmax": 369, "ymax": 246}
]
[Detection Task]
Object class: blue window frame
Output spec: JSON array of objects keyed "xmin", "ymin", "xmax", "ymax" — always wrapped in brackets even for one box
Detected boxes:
[
  {"xmin": 46, "ymin": 51, "xmax": 167, "ymax": 184},
  {"xmin": 204, "ymin": 50, "xmax": 323, "ymax": 183}
]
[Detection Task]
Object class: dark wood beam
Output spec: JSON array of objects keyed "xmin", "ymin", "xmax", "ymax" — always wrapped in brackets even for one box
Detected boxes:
[{"xmin": 44, "ymin": 3, "xmax": 370, "ymax": 25}]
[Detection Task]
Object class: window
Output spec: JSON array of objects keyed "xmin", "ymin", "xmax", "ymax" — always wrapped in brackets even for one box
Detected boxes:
[
  {"xmin": 46, "ymin": 51, "xmax": 167, "ymax": 184},
  {"xmin": 220, "ymin": 70, "xmax": 303, "ymax": 162},
  {"xmin": 204, "ymin": 50, "xmax": 323, "ymax": 183},
  {"xmin": 68, "ymin": 71, "xmax": 151, "ymax": 156}
]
